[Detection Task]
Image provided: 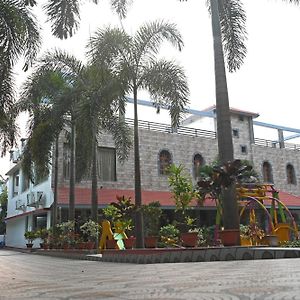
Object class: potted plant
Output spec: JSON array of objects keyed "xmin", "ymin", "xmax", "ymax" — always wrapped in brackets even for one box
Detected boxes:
[
  {"xmin": 168, "ymin": 164, "xmax": 199, "ymax": 247},
  {"xmin": 239, "ymin": 224, "xmax": 252, "ymax": 246},
  {"xmin": 24, "ymin": 231, "xmax": 36, "ymax": 248},
  {"xmin": 80, "ymin": 220, "xmax": 100, "ymax": 249},
  {"xmin": 197, "ymin": 159, "xmax": 259, "ymax": 246},
  {"xmin": 143, "ymin": 201, "xmax": 162, "ymax": 248},
  {"xmin": 36, "ymin": 228, "xmax": 49, "ymax": 249},
  {"xmin": 103, "ymin": 196, "xmax": 136, "ymax": 249},
  {"xmin": 57, "ymin": 221, "xmax": 75, "ymax": 249},
  {"xmin": 159, "ymin": 224, "xmax": 180, "ymax": 248}
]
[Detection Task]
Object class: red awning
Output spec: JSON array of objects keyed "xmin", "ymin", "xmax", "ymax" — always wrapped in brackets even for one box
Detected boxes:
[
  {"xmin": 5, "ymin": 208, "xmax": 50, "ymax": 221},
  {"xmin": 57, "ymin": 187, "xmax": 300, "ymax": 209}
]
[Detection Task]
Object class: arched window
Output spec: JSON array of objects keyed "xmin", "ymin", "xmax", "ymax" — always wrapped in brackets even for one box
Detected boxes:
[
  {"xmin": 159, "ymin": 150, "xmax": 172, "ymax": 175},
  {"xmin": 286, "ymin": 164, "xmax": 296, "ymax": 185},
  {"xmin": 193, "ymin": 154, "xmax": 204, "ymax": 178},
  {"xmin": 262, "ymin": 161, "xmax": 273, "ymax": 183}
]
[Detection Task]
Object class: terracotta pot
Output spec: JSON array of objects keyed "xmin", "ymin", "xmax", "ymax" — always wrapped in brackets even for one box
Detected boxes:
[
  {"xmin": 106, "ymin": 239, "xmax": 118, "ymax": 249},
  {"xmin": 63, "ymin": 243, "xmax": 71, "ymax": 250},
  {"xmin": 43, "ymin": 243, "xmax": 49, "ymax": 250},
  {"xmin": 144, "ymin": 236, "xmax": 158, "ymax": 248},
  {"xmin": 85, "ymin": 241, "xmax": 96, "ymax": 250},
  {"xmin": 123, "ymin": 237, "xmax": 136, "ymax": 249},
  {"xmin": 180, "ymin": 232, "xmax": 198, "ymax": 247},
  {"xmin": 240, "ymin": 237, "xmax": 252, "ymax": 246},
  {"xmin": 262, "ymin": 235, "xmax": 279, "ymax": 247},
  {"xmin": 218, "ymin": 229, "xmax": 240, "ymax": 246},
  {"xmin": 78, "ymin": 242, "xmax": 86, "ymax": 250}
]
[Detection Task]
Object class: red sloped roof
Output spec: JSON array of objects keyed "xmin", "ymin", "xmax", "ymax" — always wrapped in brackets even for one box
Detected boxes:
[
  {"xmin": 57, "ymin": 187, "xmax": 217, "ymax": 208},
  {"xmin": 58, "ymin": 187, "xmax": 300, "ymax": 208}
]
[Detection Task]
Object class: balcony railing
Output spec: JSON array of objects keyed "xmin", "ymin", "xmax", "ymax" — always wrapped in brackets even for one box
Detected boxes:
[
  {"xmin": 125, "ymin": 118, "xmax": 216, "ymax": 139},
  {"xmin": 254, "ymin": 138, "xmax": 300, "ymax": 151}
]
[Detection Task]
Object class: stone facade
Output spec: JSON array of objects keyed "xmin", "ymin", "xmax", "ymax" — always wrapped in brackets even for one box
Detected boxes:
[{"xmin": 56, "ymin": 111, "xmax": 300, "ymax": 197}]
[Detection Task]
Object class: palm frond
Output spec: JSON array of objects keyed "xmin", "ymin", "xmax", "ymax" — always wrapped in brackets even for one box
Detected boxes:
[
  {"xmin": 134, "ymin": 20, "xmax": 184, "ymax": 65},
  {"xmin": 110, "ymin": 0, "xmax": 132, "ymax": 19},
  {"xmin": 218, "ymin": 0, "xmax": 247, "ymax": 72},
  {"xmin": 282, "ymin": 0, "xmax": 300, "ymax": 4},
  {"xmin": 0, "ymin": 108, "xmax": 18, "ymax": 156},
  {"xmin": 87, "ymin": 27, "xmax": 132, "ymax": 68},
  {"xmin": 0, "ymin": 0, "xmax": 41, "ymax": 70},
  {"xmin": 43, "ymin": 0, "xmax": 80, "ymax": 39},
  {"xmin": 0, "ymin": 66, "xmax": 15, "ymax": 111},
  {"xmin": 103, "ymin": 116, "xmax": 132, "ymax": 162},
  {"xmin": 39, "ymin": 49, "xmax": 84, "ymax": 81},
  {"xmin": 142, "ymin": 60, "xmax": 189, "ymax": 128},
  {"xmin": 23, "ymin": 0, "xmax": 37, "ymax": 7}
]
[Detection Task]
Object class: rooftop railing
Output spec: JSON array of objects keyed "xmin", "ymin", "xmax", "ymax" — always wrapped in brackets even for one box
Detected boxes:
[
  {"xmin": 125, "ymin": 118, "xmax": 216, "ymax": 139},
  {"xmin": 126, "ymin": 119, "xmax": 300, "ymax": 151},
  {"xmin": 254, "ymin": 138, "xmax": 300, "ymax": 151}
]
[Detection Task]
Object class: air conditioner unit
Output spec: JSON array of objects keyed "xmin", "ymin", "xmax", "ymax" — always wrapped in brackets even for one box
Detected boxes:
[
  {"xmin": 36, "ymin": 191, "xmax": 46, "ymax": 207},
  {"xmin": 12, "ymin": 150, "xmax": 20, "ymax": 163},
  {"xmin": 27, "ymin": 192, "xmax": 36, "ymax": 207},
  {"xmin": 15, "ymin": 200, "xmax": 26, "ymax": 211}
]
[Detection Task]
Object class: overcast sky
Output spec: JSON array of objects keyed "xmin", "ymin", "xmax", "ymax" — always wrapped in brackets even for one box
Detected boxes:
[{"xmin": 1, "ymin": 0, "xmax": 300, "ymax": 176}]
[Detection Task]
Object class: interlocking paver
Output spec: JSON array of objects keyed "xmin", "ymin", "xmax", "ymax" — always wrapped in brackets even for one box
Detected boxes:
[{"xmin": 1, "ymin": 249, "xmax": 300, "ymax": 299}]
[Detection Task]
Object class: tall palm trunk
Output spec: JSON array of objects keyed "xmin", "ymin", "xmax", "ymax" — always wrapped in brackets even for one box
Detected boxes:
[
  {"xmin": 91, "ymin": 124, "xmax": 98, "ymax": 222},
  {"xmin": 69, "ymin": 119, "xmax": 76, "ymax": 221},
  {"xmin": 52, "ymin": 137, "xmax": 59, "ymax": 227},
  {"xmin": 133, "ymin": 86, "xmax": 144, "ymax": 248},
  {"xmin": 210, "ymin": 0, "xmax": 239, "ymax": 232}
]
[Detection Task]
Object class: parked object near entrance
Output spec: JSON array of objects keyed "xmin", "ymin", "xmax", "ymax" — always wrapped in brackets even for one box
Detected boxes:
[{"xmin": 24, "ymin": 231, "xmax": 36, "ymax": 248}]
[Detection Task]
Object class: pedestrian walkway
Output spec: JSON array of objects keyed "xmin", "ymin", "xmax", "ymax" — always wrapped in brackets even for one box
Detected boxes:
[
  {"xmin": 1, "ymin": 248, "xmax": 300, "ymax": 299},
  {"xmin": 14, "ymin": 245, "xmax": 300, "ymax": 264}
]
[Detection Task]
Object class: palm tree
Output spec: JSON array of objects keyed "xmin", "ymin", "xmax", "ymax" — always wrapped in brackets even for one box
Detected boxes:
[
  {"xmin": 18, "ymin": 53, "xmax": 82, "ymax": 223},
  {"xmin": 17, "ymin": 69, "xmax": 68, "ymax": 227},
  {"xmin": 88, "ymin": 21, "xmax": 189, "ymax": 247},
  {"xmin": 37, "ymin": 50, "xmax": 88, "ymax": 222},
  {"xmin": 75, "ymin": 64, "xmax": 132, "ymax": 222},
  {"xmin": 0, "ymin": 0, "xmax": 41, "ymax": 155}
]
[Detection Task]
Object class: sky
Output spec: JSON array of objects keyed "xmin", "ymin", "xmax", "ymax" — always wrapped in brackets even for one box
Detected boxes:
[{"xmin": 1, "ymin": 0, "xmax": 300, "ymax": 176}]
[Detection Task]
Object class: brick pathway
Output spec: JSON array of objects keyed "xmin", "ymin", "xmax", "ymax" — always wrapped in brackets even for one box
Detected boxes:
[{"xmin": 1, "ymin": 249, "xmax": 300, "ymax": 299}]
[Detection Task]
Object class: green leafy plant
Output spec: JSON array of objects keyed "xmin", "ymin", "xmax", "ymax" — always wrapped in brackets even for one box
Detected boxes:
[
  {"xmin": 168, "ymin": 164, "xmax": 198, "ymax": 231},
  {"xmin": 142, "ymin": 201, "xmax": 162, "ymax": 237},
  {"xmin": 57, "ymin": 221, "xmax": 75, "ymax": 245},
  {"xmin": 80, "ymin": 220, "xmax": 100, "ymax": 242},
  {"xmin": 24, "ymin": 231, "xmax": 36, "ymax": 244},
  {"xmin": 103, "ymin": 195, "xmax": 135, "ymax": 234},
  {"xmin": 36, "ymin": 228, "xmax": 49, "ymax": 243},
  {"xmin": 159, "ymin": 224, "xmax": 180, "ymax": 247}
]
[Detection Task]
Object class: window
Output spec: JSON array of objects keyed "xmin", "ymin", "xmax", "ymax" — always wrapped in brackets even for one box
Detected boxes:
[
  {"xmin": 232, "ymin": 129, "xmax": 239, "ymax": 138},
  {"xmin": 63, "ymin": 143, "xmax": 70, "ymax": 180},
  {"xmin": 239, "ymin": 115, "xmax": 244, "ymax": 122},
  {"xmin": 262, "ymin": 161, "xmax": 273, "ymax": 183},
  {"xmin": 13, "ymin": 171, "xmax": 19, "ymax": 197},
  {"xmin": 159, "ymin": 150, "xmax": 172, "ymax": 175},
  {"xmin": 287, "ymin": 164, "xmax": 296, "ymax": 185},
  {"xmin": 193, "ymin": 154, "xmax": 204, "ymax": 178},
  {"xmin": 32, "ymin": 214, "xmax": 47, "ymax": 231},
  {"xmin": 97, "ymin": 147, "xmax": 116, "ymax": 181},
  {"xmin": 240, "ymin": 145, "xmax": 247, "ymax": 154}
]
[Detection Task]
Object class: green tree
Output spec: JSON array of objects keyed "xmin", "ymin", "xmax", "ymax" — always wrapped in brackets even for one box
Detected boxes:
[
  {"xmin": 0, "ymin": 188, "xmax": 8, "ymax": 234},
  {"xmin": 87, "ymin": 21, "xmax": 189, "ymax": 247},
  {"xmin": 17, "ymin": 68, "xmax": 69, "ymax": 226},
  {"xmin": 75, "ymin": 65, "xmax": 132, "ymax": 222},
  {"xmin": 0, "ymin": 0, "xmax": 41, "ymax": 155}
]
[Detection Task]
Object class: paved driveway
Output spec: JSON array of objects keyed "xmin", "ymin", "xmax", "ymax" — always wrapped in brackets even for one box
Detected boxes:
[{"xmin": 1, "ymin": 249, "xmax": 300, "ymax": 299}]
